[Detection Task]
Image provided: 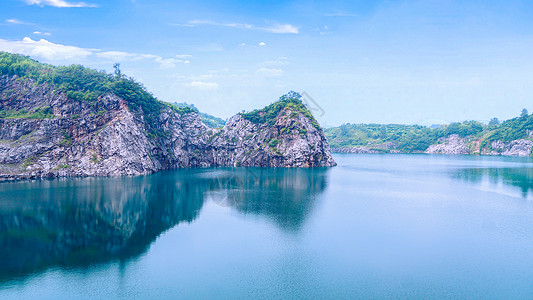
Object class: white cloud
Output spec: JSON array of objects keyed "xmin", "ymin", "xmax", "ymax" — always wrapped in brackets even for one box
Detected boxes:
[
  {"xmin": 0, "ymin": 37, "xmax": 189, "ymax": 68},
  {"xmin": 0, "ymin": 37, "xmax": 93, "ymax": 61},
  {"xmin": 258, "ymin": 42, "xmax": 266, "ymax": 46},
  {"xmin": 256, "ymin": 67, "xmax": 284, "ymax": 77},
  {"xmin": 154, "ymin": 56, "xmax": 190, "ymax": 69},
  {"xmin": 6, "ymin": 19, "xmax": 34, "ymax": 25},
  {"xmin": 95, "ymin": 50, "xmax": 136, "ymax": 61},
  {"xmin": 263, "ymin": 57, "xmax": 289, "ymax": 66},
  {"xmin": 24, "ymin": 0, "xmax": 98, "ymax": 7},
  {"xmin": 265, "ymin": 24, "xmax": 299, "ymax": 34},
  {"xmin": 175, "ymin": 54, "xmax": 192, "ymax": 59},
  {"xmin": 188, "ymin": 81, "xmax": 219, "ymax": 89},
  {"xmin": 174, "ymin": 20, "xmax": 299, "ymax": 34},
  {"xmin": 324, "ymin": 12, "xmax": 358, "ymax": 17},
  {"xmin": 33, "ymin": 31, "xmax": 51, "ymax": 36}
]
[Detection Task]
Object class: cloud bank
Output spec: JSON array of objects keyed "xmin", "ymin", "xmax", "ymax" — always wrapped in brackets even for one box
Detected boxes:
[
  {"xmin": 24, "ymin": 0, "xmax": 98, "ymax": 8},
  {"xmin": 175, "ymin": 20, "xmax": 299, "ymax": 34},
  {"xmin": 0, "ymin": 37, "xmax": 190, "ymax": 68}
]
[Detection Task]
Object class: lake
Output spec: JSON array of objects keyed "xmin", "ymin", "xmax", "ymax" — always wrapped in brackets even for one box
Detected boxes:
[{"xmin": 1, "ymin": 154, "xmax": 533, "ymax": 299}]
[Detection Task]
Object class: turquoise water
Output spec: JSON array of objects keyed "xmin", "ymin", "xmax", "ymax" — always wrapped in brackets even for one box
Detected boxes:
[{"xmin": 1, "ymin": 154, "xmax": 533, "ymax": 299}]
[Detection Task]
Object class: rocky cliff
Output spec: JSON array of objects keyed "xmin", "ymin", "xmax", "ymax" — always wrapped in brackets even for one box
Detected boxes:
[
  {"xmin": 424, "ymin": 134, "xmax": 533, "ymax": 156},
  {"xmin": 425, "ymin": 134, "xmax": 471, "ymax": 155},
  {"xmin": 0, "ymin": 57, "xmax": 335, "ymax": 180}
]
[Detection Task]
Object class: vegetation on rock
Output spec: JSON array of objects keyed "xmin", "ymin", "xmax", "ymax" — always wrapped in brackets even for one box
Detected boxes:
[
  {"xmin": 240, "ymin": 91, "xmax": 320, "ymax": 130},
  {"xmin": 171, "ymin": 102, "xmax": 226, "ymax": 128}
]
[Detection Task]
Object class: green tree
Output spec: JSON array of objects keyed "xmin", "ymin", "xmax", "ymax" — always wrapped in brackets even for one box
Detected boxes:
[
  {"xmin": 489, "ymin": 118, "xmax": 500, "ymax": 128},
  {"xmin": 113, "ymin": 63, "xmax": 122, "ymax": 78},
  {"xmin": 488, "ymin": 117, "xmax": 500, "ymax": 127},
  {"xmin": 521, "ymin": 108, "xmax": 529, "ymax": 118}
]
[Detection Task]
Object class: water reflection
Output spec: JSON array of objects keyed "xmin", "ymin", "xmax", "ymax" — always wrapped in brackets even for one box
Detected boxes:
[
  {"xmin": 205, "ymin": 168, "xmax": 328, "ymax": 231},
  {"xmin": 451, "ymin": 167, "xmax": 533, "ymax": 199},
  {"xmin": 0, "ymin": 168, "xmax": 329, "ymax": 283}
]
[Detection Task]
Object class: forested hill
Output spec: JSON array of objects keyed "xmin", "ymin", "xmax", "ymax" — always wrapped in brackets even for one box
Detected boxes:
[{"xmin": 325, "ymin": 110, "xmax": 533, "ymax": 155}]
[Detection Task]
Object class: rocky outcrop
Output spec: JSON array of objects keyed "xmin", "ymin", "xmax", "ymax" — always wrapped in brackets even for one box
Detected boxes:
[
  {"xmin": 425, "ymin": 134, "xmax": 533, "ymax": 156},
  {"xmin": 481, "ymin": 139, "xmax": 533, "ymax": 156},
  {"xmin": 0, "ymin": 75, "xmax": 335, "ymax": 180},
  {"xmin": 425, "ymin": 134, "xmax": 471, "ymax": 155}
]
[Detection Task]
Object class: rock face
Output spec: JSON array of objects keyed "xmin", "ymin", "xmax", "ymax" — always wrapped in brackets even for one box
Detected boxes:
[
  {"xmin": 425, "ymin": 134, "xmax": 533, "ymax": 156},
  {"xmin": 481, "ymin": 139, "xmax": 533, "ymax": 156},
  {"xmin": 425, "ymin": 134, "xmax": 471, "ymax": 155},
  {"xmin": 0, "ymin": 75, "xmax": 335, "ymax": 180}
]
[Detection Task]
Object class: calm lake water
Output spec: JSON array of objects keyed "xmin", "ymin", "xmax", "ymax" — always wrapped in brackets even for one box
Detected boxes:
[{"xmin": 1, "ymin": 154, "xmax": 533, "ymax": 299}]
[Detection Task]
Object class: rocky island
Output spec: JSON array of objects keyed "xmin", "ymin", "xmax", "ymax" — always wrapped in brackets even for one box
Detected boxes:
[{"xmin": 0, "ymin": 52, "xmax": 335, "ymax": 180}]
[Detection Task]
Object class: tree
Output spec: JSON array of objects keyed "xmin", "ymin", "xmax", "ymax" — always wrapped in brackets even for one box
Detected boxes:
[
  {"xmin": 113, "ymin": 63, "xmax": 122, "ymax": 78},
  {"xmin": 340, "ymin": 124, "xmax": 349, "ymax": 136},
  {"xmin": 521, "ymin": 108, "xmax": 529, "ymax": 118},
  {"xmin": 488, "ymin": 117, "xmax": 500, "ymax": 127}
]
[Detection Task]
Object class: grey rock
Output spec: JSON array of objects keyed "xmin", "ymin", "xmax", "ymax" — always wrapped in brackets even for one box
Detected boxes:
[
  {"xmin": 425, "ymin": 134, "xmax": 470, "ymax": 154},
  {"xmin": 482, "ymin": 139, "xmax": 533, "ymax": 156}
]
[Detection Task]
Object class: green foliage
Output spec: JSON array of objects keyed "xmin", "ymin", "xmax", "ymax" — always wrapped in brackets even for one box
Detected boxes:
[
  {"xmin": 0, "ymin": 106, "xmax": 54, "ymax": 119},
  {"xmin": 58, "ymin": 131, "xmax": 72, "ymax": 147},
  {"xmin": 268, "ymin": 139, "xmax": 280, "ymax": 148},
  {"xmin": 240, "ymin": 91, "xmax": 320, "ymax": 130},
  {"xmin": 90, "ymin": 153, "xmax": 102, "ymax": 163},
  {"xmin": 54, "ymin": 164, "xmax": 70, "ymax": 170},
  {"xmin": 22, "ymin": 157, "xmax": 35, "ymax": 168},
  {"xmin": 444, "ymin": 121, "xmax": 484, "ymax": 137},
  {"xmin": 325, "ymin": 121, "xmax": 486, "ymax": 152},
  {"xmin": 482, "ymin": 111, "xmax": 533, "ymax": 147},
  {"xmin": 171, "ymin": 102, "xmax": 226, "ymax": 127},
  {"xmin": 488, "ymin": 117, "xmax": 500, "ymax": 128}
]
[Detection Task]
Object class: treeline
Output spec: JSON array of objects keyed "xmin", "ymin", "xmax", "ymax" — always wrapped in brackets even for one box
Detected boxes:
[{"xmin": 325, "ymin": 111, "xmax": 532, "ymax": 152}]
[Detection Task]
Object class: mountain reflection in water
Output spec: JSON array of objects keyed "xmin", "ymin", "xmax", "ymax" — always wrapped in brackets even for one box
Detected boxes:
[
  {"xmin": 0, "ymin": 168, "xmax": 329, "ymax": 283},
  {"xmin": 451, "ymin": 167, "xmax": 533, "ymax": 199}
]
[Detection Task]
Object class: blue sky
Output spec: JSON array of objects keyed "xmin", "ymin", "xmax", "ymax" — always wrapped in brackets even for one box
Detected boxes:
[{"xmin": 1, "ymin": 0, "xmax": 533, "ymax": 126}]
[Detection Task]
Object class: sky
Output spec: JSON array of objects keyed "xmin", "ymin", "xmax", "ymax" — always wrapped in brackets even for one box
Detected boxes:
[{"xmin": 1, "ymin": 0, "xmax": 533, "ymax": 127}]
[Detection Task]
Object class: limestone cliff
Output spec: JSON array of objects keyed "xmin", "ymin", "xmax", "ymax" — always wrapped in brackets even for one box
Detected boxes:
[
  {"xmin": 0, "ymin": 73, "xmax": 335, "ymax": 180},
  {"xmin": 425, "ymin": 134, "xmax": 471, "ymax": 155},
  {"xmin": 424, "ymin": 134, "xmax": 533, "ymax": 156}
]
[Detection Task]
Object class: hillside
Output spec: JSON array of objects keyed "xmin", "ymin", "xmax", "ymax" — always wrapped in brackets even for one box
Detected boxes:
[
  {"xmin": 171, "ymin": 102, "xmax": 226, "ymax": 128},
  {"xmin": 0, "ymin": 52, "xmax": 335, "ymax": 180},
  {"xmin": 325, "ymin": 113, "xmax": 533, "ymax": 156}
]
